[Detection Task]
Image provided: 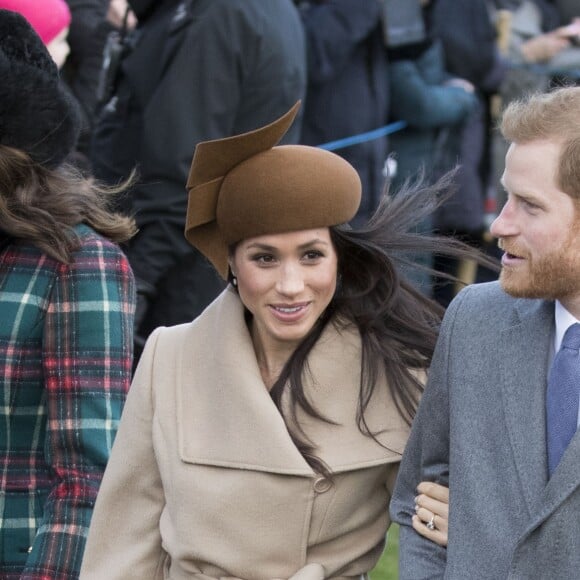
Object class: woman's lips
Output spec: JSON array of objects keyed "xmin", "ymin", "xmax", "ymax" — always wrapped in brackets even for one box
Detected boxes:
[{"xmin": 269, "ymin": 302, "xmax": 310, "ymax": 322}]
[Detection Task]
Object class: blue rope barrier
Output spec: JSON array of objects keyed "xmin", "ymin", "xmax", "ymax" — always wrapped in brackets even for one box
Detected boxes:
[{"xmin": 317, "ymin": 120, "xmax": 408, "ymax": 151}]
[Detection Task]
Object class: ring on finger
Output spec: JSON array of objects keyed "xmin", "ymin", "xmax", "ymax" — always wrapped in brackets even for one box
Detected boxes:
[{"xmin": 426, "ymin": 514, "xmax": 436, "ymax": 531}]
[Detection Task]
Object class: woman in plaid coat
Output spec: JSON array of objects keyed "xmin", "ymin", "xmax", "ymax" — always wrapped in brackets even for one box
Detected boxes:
[{"xmin": 0, "ymin": 9, "xmax": 136, "ymax": 579}]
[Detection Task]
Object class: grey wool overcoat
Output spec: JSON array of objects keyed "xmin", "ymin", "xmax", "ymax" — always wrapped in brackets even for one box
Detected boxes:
[
  {"xmin": 391, "ymin": 281, "xmax": 580, "ymax": 579},
  {"xmin": 80, "ymin": 287, "xmax": 410, "ymax": 579}
]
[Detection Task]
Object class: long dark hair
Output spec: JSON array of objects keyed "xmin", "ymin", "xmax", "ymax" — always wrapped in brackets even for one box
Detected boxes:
[
  {"xmin": 0, "ymin": 145, "xmax": 136, "ymax": 262},
  {"xmin": 268, "ymin": 169, "xmax": 498, "ymax": 478}
]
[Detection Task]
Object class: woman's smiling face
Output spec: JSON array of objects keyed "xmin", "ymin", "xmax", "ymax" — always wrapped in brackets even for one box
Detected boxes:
[{"xmin": 230, "ymin": 228, "xmax": 338, "ymax": 354}]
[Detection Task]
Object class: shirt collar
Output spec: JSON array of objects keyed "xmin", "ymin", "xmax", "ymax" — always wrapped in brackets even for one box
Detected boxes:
[{"xmin": 554, "ymin": 300, "xmax": 580, "ymax": 352}]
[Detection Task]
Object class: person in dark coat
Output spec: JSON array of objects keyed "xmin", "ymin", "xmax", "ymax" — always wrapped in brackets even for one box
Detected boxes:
[
  {"xmin": 296, "ymin": 0, "xmax": 390, "ymax": 225},
  {"xmin": 62, "ymin": 0, "xmax": 110, "ymax": 158},
  {"xmin": 389, "ymin": 47, "xmax": 477, "ymax": 191},
  {"xmin": 388, "ymin": 0, "xmax": 480, "ymax": 188},
  {"xmin": 387, "ymin": 0, "xmax": 478, "ymax": 296},
  {"xmin": 422, "ymin": 0, "xmax": 508, "ymax": 305},
  {"xmin": 90, "ymin": 0, "xmax": 307, "ymax": 364},
  {"xmin": 62, "ymin": 0, "xmax": 137, "ymax": 161}
]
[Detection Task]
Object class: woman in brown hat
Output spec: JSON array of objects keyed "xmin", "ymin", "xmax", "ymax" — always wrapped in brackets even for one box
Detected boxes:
[{"xmin": 80, "ymin": 102, "xmax": 473, "ymax": 579}]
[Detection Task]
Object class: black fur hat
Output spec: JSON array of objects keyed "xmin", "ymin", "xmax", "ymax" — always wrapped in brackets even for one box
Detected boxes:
[{"xmin": 0, "ymin": 9, "xmax": 80, "ymax": 168}]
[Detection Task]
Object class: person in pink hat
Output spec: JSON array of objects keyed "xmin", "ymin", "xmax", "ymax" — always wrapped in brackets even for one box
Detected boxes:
[{"xmin": 0, "ymin": 0, "xmax": 71, "ymax": 67}]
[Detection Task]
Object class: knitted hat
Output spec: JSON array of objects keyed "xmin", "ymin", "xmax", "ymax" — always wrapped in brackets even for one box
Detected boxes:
[
  {"xmin": 185, "ymin": 102, "xmax": 362, "ymax": 279},
  {"xmin": 0, "ymin": 9, "xmax": 80, "ymax": 168},
  {"xmin": 0, "ymin": 0, "xmax": 71, "ymax": 44}
]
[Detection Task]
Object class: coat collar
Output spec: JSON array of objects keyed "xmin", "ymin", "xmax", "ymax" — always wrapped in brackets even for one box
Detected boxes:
[{"xmin": 177, "ymin": 288, "xmax": 409, "ymax": 475}]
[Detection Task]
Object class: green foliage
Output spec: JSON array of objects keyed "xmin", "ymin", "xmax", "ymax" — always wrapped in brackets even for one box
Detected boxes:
[{"xmin": 369, "ymin": 524, "xmax": 399, "ymax": 580}]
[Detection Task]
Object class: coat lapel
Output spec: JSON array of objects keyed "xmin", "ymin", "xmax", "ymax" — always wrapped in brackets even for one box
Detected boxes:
[
  {"xmin": 291, "ymin": 318, "xmax": 410, "ymax": 470},
  {"xmin": 527, "ymin": 354, "xmax": 580, "ymax": 527},
  {"xmin": 498, "ymin": 298, "xmax": 553, "ymax": 514},
  {"xmin": 527, "ymin": 428, "xmax": 580, "ymax": 530},
  {"xmin": 177, "ymin": 288, "xmax": 312, "ymax": 475},
  {"xmin": 176, "ymin": 289, "xmax": 407, "ymax": 475}
]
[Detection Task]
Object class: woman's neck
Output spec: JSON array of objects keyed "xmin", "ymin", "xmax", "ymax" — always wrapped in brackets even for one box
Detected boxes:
[
  {"xmin": 257, "ymin": 359, "xmax": 284, "ymax": 391},
  {"xmin": 250, "ymin": 325, "xmax": 296, "ymax": 391}
]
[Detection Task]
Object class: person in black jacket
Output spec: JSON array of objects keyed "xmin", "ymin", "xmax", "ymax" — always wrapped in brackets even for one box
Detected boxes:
[
  {"xmin": 62, "ymin": 0, "xmax": 137, "ymax": 162},
  {"xmin": 387, "ymin": 0, "xmax": 478, "ymax": 296},
  {"xmin": 296, "ymin": 0, "xmax": 390, "ymax": 225},
  {"xmin": 90, "ymin": 0, "xmax": 307, "ymax": 365}
]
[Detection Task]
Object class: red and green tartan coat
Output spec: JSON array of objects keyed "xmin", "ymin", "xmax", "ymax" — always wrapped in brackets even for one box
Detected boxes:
[{"xmin": 0, "ymin": 224, "xmax": 135, "ymax": 579}]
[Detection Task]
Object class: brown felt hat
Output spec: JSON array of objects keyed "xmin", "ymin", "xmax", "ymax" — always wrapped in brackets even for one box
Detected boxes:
[{"xmin": 185, "ymin": 102, "xmax": 362, "ymax": 279}]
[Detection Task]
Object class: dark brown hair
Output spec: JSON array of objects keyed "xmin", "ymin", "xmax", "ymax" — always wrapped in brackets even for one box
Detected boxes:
[
  {"xmin": 266, "ymin": 170, "xmax": 498, "ymax": 478},
  {"xmin": 0, "ymin": 145, "xmax": 136, "ymax": 262}
]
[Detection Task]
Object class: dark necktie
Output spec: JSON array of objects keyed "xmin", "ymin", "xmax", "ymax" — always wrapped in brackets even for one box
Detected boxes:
[{"xmin": 546, "ymin": 323, "xmax": 580, "ymax": 477}]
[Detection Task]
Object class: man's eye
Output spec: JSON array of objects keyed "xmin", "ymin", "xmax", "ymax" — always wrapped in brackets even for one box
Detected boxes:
[{"xmin": 522, "ymin": 199, "xmax": 540, "ymax": 211}]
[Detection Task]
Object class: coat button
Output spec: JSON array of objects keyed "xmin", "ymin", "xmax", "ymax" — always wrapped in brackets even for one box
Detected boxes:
[{"xmin": 313, "ymin": 476, "xmax": 332, "ymax": 493}]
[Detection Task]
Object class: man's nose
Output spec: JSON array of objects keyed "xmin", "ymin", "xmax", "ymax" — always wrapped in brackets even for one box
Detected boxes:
[{"xmin": 489, "ymin": 199, "xmax": 519, "ymax": 239}]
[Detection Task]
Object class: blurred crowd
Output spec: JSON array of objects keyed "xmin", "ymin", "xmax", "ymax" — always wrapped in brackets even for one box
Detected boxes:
[
  {"xmin": 16, "ymin": 0, "xmax": 580, "ymax": 357},
  {"xmin": 2, "ymin": 2, "xmax": 580, "ymax": 577}
]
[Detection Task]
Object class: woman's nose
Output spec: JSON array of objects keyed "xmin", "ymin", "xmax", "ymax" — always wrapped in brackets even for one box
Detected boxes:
[{"xmin": 276, "ymin": 264, "xmax": 304, "ymax": 295}]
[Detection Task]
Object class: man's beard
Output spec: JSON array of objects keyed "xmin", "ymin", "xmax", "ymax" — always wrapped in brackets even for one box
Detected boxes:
[{"xmin": 498, "ymin": 234, "xmax": 580, "ymax": 300}]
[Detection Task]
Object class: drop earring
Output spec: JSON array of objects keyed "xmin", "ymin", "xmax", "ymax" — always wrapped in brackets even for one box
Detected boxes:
[{"xmin": 232, "ymin": 276, "xmax": 238, "ymax": 287}]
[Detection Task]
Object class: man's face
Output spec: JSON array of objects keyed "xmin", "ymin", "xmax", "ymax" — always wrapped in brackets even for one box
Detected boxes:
[{"xmin": 490, "ymin": 139, "xmax": 580, "ymax": 315}]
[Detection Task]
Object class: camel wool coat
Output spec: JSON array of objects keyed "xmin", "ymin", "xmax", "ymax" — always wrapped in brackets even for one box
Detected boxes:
[{"xmin": 80, "ymin": 288, "xmax": 410, "ymax": 579}]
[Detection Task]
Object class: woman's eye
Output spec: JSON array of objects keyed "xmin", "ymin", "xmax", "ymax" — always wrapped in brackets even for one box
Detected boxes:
[
  {"xmin": 304, "ymin": 250, "xmax": 323, "ymax": 260},
  {"xmin": 253, "ymin": 254, "xmax": 275, "ymax": 264}
]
